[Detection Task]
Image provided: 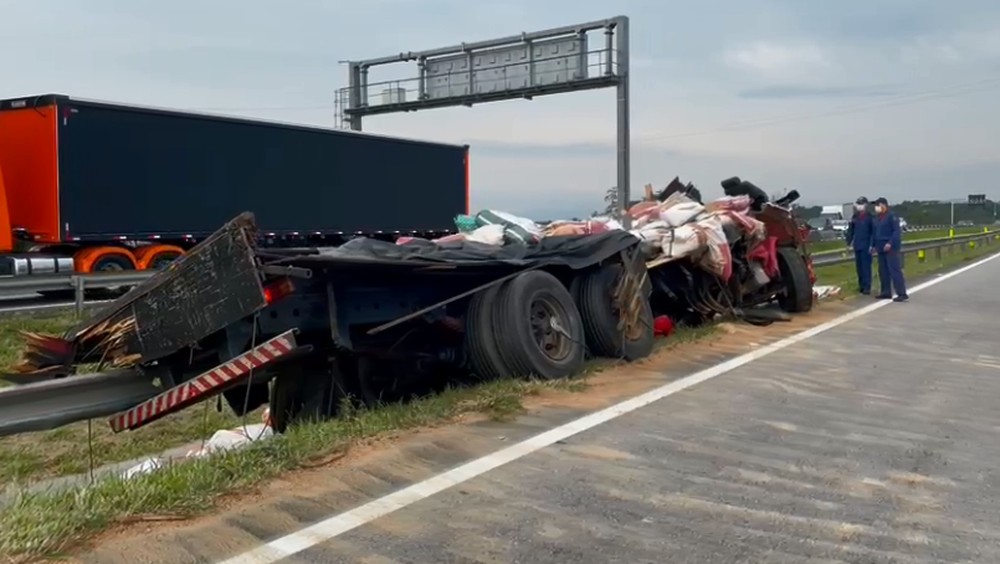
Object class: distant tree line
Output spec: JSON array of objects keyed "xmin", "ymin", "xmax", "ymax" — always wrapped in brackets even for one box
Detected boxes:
[{"xmin": 793, "ymin": 200, "xmax": 999, "ymax": 226}]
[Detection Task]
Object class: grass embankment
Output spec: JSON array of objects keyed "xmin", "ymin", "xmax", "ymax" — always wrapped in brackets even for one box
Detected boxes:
[
  {"xmin": 0, "ymin": 313, "xmax": 713, "ymax": 561},
  {"xmin": 809, "ymin": 226, "xmax": 989, "ymax": 254},
  {"xmin": 813, "ymin": 234, "xmax": 1000, "ymax": 290},
  {"xmin": 1, "ymin": 236, "xmax": 997, "ymax": 561},
  {"xmin": 0, "ymin": 315, "xmax": 246, "ymax": 484}
]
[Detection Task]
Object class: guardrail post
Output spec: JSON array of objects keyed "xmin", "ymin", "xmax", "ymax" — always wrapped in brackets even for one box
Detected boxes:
[
  {"xmin": 934, "ymin": 246, "xmax": 942, "ymax": 261},
  {"xmin": 73, "ymin": 276, "xmax": 85, "ymax": 317}
]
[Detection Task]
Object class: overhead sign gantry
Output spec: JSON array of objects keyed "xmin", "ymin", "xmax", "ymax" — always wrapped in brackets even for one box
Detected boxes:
[{"xmin": 335, "ymin": 15, "xmax": 632, "ymax": 216}]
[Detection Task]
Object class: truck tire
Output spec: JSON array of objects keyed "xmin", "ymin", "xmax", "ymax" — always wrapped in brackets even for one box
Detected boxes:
[
  {"xmin": 575, "ymin": 264, "xmax": 654, "ymax": 361},
  {"xmin": 148, "ymin": 251, "xmax": 182, "ymax": 270},
  {"xmin": 494, "ymin": 271, "xmax": 585, "ymax": 380},
  {"xmin": 269, "ymin": 356, "xmax": 345, "ymax": 432},
  {"xmin": 776, "ymin": 247, "xmax": 813, "ymax": 313},
  {"xmin": 90, "ymin": 254, "xmax": 136, "ymax": 296},
  {"xmin": 464, "ymin": 282, "xmax": 512, "ymax": 381},
  {"xmin": 92, "ymin": 254, "xmax": 135, "ymax": 272}
]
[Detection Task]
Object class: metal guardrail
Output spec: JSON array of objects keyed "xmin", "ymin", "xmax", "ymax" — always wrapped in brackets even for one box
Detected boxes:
[
  {"xmin": 812, "ymin": 229, "xmax": 998, "ymax": 258},
  {"xmin": 812, "ymin": 231, "xmax": 999, "ymax": 267},
  {"xmin": 0, "ymin": 271, "xmax": 155, "ymax": 314}
]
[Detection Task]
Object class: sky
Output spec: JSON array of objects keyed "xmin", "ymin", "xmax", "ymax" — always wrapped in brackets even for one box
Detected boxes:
[{"xmin": 2, "ymin": 0, "xmax": 999, "ymax": 220}]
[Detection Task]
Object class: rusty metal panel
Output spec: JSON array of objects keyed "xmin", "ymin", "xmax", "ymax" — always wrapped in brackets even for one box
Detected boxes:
[
  {"xmin": 132, "ymin": 222, "xmax": 266, "ymax": 360},
  {"xmin": 11, "ymin": 213, "xmax": 268, "ymax": 373}
]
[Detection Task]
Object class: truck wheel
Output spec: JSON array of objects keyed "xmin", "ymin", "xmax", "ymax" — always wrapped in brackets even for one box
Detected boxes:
[
  {"xmin": 776, "ymin": 247, "xmax": 813, "ymax": 313},
  {"xmin": 148, "ymin": 251, "xmax": 182, "ymax": 270},
  {"xmin": 575, "ymin": 264, "xmax": 654, "ymax": 361},
  {"xmin": 269, "ymin": 356, "xmax": 345, "ymax": 432},
  {"xmin": 464, "ymin": 282, "xmax": 512, "ymax": 381},
  {"xmin": 269, "ymin": 370, "xmax": 300, "ymax": 433},
  {"xmin": 90, "ymin": 254, "xmax": 136, "ymax": 296},
  {"xmin": 92, "ymin": 254, "xmax": 135, "ymax": 272},
  {"xmin": 494, "ymin": 271, "xmax": 585, "ymax": 380}
]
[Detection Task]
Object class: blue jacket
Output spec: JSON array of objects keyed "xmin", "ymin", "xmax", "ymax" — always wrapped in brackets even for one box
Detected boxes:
[
  {"xmin": 845, "ymin": 211, "xmax": 874, "ymax": 251},
  {"xmin": 872, "ymin": 211, "xmax": 903, "ymax": 252}
]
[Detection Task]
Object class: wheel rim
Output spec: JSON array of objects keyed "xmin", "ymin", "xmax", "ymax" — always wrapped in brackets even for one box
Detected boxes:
[
  {"xmin": 529, "ymin": 292, "xmax": 572, "ymax": 362},
  {"xmin": 97, "ymin": 260, "xmax": 125, "ymax": 272},
  {"xmin": 150, "ymin": 253, "xmax": 180, "ymax": 270}
]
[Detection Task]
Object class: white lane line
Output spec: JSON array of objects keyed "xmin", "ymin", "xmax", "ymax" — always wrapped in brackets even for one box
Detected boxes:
[{"xmin": 218, "ymin": 251, "xmax": 1000, "ymax": 564}]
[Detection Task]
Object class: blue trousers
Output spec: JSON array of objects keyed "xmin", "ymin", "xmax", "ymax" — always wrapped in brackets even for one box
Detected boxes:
[
  {"xmin": 877, "ymin": 250, "xmax": 907, "ymax": 298},
  {"xmin": 853, "ymin": 250, "xmax": 872, "ymax": 293}
]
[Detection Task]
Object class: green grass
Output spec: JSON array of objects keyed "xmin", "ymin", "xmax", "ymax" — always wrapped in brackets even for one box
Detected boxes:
[
  {"xmin": 809, "ymin": 226, "xmax": 991, "ymax": 254},
  {"xmin": 814, "ymin": 235, "xmax": 1000, "ymax": 292},
  {"xmin": 0, "ymin": 313, "xmax": 249, "ymax": 486},
  {"xmin": 0, "ymin": 321, "xmax": 721, "ymax": 562},
  {"xmin": 0, "ymin": 313, "xmax": 77, "ymax": 382}
]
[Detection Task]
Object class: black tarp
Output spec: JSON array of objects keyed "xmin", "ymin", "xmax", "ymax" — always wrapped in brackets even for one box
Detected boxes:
[{"xmin": 274, "ymin": 231, "xmax": 642, "ymax": 271}]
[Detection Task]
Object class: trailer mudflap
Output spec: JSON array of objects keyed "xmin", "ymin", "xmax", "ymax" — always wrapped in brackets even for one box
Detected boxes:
[
  {"xmin": 109, "ymin": 329, "xmax": 298, "ymax": 432},
  {"xmin": 12, "ymin": 212, "xmax": 267, "ymax": 374}
]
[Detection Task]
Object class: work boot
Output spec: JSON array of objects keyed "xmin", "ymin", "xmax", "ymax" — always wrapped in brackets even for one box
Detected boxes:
[{"xmin": 892, "ymin": 295, "xmax": 909, "ymax": 303}]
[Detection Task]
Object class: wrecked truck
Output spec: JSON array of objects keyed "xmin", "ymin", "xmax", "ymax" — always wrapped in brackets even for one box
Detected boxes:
[
  {"xmin": 638, "ymin": 176, "xmax": 815, "ymax": 326},
  {"xmin": 0, "ymin": 177, "xmax": 817, "ymax": 439},
  {"xmin": 0, "ymin": 212, "xmax": 655, "ymax": 435}
]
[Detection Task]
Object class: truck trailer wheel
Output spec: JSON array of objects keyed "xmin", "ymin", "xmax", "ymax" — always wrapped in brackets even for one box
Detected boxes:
[
  {"xmin": 148, "ymin": 251, "xmax": 182, "ymax": 270},
  {"xmin": 269, "ymin": 356, "xmax": 346, "ymax": 432},
  {"xmin": 776, "ymin": 247, "xmax": 813, "ymax": 313},
  {"xmin": 92, "ymin": 254, "xmax": 135, "ymax": 272},
  {"xmin": 464, "ymin": 282, "xmax": 513, "ymax": 381},
  {"xmin": 494, "ymin": 271, "xmax": 585, "ymax": 380},
  {"xmin": 575, "ymin": 264, "xmax": 654, "ymax": 362}
]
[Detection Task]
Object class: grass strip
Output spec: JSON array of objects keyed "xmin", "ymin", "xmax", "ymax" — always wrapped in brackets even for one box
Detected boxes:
[{"xmin": 0, "ymin": 338, "xmax": 692, "ymax": 561}]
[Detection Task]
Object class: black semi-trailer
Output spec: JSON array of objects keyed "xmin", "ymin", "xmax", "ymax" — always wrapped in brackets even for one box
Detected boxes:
[{"xmin": 0, "ymin": 93, "xmax": 469, "ymax": 275}]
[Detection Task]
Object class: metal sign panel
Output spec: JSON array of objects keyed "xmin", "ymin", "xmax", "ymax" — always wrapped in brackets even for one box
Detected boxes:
[
  {"xmin": 334, "ymin": 16, "xmax": 631, "ymax": 221},
  {"xmin": 424, "ymin": 36, "xmax": 588, "ymax": 99}
]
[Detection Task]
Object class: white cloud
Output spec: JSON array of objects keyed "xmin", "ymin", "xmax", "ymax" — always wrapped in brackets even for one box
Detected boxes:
[
  {"xmin": 723, "ymin": 41, "xmax": 830, "ymax": 77},
  {"xmin": 900, "ymin": 27, "xmax": 1000, "ymax": 65}
]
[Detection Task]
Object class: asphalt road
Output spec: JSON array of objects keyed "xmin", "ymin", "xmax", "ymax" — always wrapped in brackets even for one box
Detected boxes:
[
  {"xmin": 78, "ymin": 255, "xmax": 1000, "ymax": 564},
  {"xmin": 278, "ymin": 261, "xmax": 999, "ymax": 563}
]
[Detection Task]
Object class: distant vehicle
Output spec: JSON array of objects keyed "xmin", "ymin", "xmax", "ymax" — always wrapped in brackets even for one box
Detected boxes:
[
  {"xmin": 806, "ymin": 218, "xmax": 829, "ymax": 231},
  {"xmin": 898, "ymin": 217, "xmax": 909, "ymax": 231},
  {"xmin": 957, "ymin": 220, "xmax": 973, "ymax": 227},
  {"xmin": 819, "ymin": 204, "xmax": 852, "ymax": 232}
]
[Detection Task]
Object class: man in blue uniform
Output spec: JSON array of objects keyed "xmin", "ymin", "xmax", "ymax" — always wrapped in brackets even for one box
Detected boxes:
[
  {"xmin": 845, "ymin": 196, "xmax": 874, "ymax": 294},
  {"xmin": 872, "ymin": 197, "xmax": 908, "ymax": 302}
]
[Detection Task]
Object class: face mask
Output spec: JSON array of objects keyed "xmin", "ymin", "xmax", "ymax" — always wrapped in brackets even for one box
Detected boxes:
[
  {"xmin": 875, "ymin": 205, "xmax": 885, "ymax": 213},
  {"xmin": 855, "ymin": 204, "xmax": 865, "ymax": 211}
]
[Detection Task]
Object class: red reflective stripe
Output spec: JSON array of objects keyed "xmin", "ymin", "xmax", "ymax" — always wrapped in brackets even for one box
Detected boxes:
[{"xmin": 110, "ymin": 330, "xmax": 297, "ymax": 432}]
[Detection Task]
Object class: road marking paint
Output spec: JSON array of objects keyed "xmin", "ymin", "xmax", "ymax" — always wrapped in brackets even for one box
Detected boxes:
[{"xmin": 218, "ymin": 251, "xmax": 1000, "ymax": 564}]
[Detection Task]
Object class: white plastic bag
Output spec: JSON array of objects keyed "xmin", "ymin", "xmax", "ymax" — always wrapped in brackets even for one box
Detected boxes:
[{"xmin": 465, "ymin": 224, "xmax": 505, "ymax": 245}]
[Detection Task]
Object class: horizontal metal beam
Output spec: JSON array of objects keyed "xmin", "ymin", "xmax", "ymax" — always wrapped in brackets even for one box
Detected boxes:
[
  {"xmin": 0, "ymin": 367, "xmax": 164, "ymax": 437},
  {"xmin": 0, "ymin": 271, "xmax": 154, "ymax": 296},
  {"xmin": 344, "ymin": 76, "xmax": 621, "ymax": 118},
  {"xmin": 811, "ymin": 229, "xmax": 996, "ymax": 258},
  {"xmin": 813, "ymin": 233, "xmax": 998, "ymax": 267},
  {"xmin": 349, "ymin": 15, "xmax": 627, "ymax": 67}
]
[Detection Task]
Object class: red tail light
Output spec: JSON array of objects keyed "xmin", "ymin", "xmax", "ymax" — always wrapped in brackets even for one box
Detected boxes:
[{"xmin": 263, "ymin": 277, "xmax": 295, "ymax": 305}]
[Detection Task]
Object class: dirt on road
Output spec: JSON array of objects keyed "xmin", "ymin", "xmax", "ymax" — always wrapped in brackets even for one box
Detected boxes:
[{"xmin": 65, "ymin": 300, "xmax": 856, "ymax": 564}]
